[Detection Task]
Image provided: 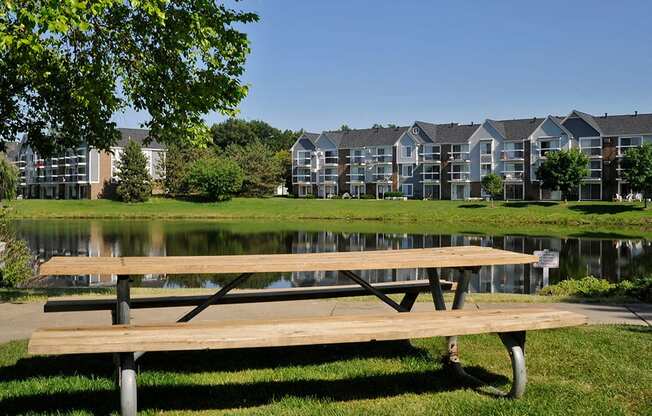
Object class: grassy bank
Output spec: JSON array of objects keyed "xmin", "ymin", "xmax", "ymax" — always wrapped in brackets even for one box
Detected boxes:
[
  {"xmin": 1, "ymin": 325, "xmax": 649, "ymax": 415},
  {"xmin": 7, "ymin": 198, "xmax": 652, "ymax": 228}
]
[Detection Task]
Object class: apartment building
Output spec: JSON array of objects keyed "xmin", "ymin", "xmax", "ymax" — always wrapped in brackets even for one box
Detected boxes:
[
  {"xmin": 291, "ymin": 110, "xmax": 652, "ymax": 200},
  {"xmin": 13, "ymin": 128, "xmax": 165, "ymax": 200}
]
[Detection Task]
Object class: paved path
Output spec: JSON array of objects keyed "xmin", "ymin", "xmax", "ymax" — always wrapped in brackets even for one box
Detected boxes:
[{"xmin": 0, "ymin": 299, "xmax": 649, "ymax": 344}]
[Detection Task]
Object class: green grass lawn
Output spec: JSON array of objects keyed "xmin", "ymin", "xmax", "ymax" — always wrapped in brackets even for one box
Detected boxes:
[
  {"xmin": 7, "ymin": 198, "xmax": 652, "ymax": 229},
  {"xmin": 1, "ymin": 325, "xmax": 649, "ymax": 415}
]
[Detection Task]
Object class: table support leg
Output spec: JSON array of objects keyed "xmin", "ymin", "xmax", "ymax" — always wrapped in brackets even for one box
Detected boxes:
[
  {"xmin": 116, "ymin": 275, "xmax": 137, "ymax": 415},
  {"xmin": 339, "ymin": 270, "xmax": 408, "ymax": 312}
]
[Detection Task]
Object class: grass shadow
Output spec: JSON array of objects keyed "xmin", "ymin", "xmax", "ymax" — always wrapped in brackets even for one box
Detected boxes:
[
  {"xmin": 0, "ymin": 341, "xmax": 510, "ymax": 414},
  {"xmin": 567, "ymin": 204, "xmax": 644, "ymax": 215},
  {"xmin": 458, "ymin": 204, "xmax": 487, "ymax": 209},
  {"xmin": 503, "ymin": 201, "xmax": 558, "ymax": 208}
]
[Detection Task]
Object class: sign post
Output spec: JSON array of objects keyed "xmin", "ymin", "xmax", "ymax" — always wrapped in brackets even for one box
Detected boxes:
[{"xmin": 533, "ymin": 249, "xmax": 559, "ymax": 287}]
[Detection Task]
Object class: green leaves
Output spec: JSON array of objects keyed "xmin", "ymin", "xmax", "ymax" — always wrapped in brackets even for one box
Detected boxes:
[
  {"xmin": 115, "ymin": 141, "xmax": 153, "ymax": 202},
  {"xmin": 622, "ymin": 142, "xmax": 652, "ymax": 205},
  {"xmin": 536, "ymin": 148, "xmax": 589, "ymax": 201},
  {"xmin": 0, "ymin": 155, "xmax": 18, "ymax": 201},
  {"xmin": 481, "ymin": 173, "xmax": 503, "ymax": 202},
  {"xmin": 0, "ymin": 0, "xmax": 258, "ymax": 156}
]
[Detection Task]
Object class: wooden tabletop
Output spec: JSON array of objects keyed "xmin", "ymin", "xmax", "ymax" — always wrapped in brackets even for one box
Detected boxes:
[{"xmin": 38, "ymin": 246, "xmax": 538, "ymax": 277}]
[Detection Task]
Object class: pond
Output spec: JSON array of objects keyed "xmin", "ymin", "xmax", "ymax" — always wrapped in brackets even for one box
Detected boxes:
[{"xmin": 12, "ymin": 220, "xmax": 652, "ymax": 294}]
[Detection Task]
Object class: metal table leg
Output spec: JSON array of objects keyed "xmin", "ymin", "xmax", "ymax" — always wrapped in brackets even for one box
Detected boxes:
[{"xmin": 116, "ymin": 275, "xmax": 137, "ymax": 416}]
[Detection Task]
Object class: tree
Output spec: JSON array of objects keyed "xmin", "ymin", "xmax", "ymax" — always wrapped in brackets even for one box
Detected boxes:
[
  {"xmin": 387, "ymin": 124, "xmax": 398, "ymax": 129},
  {"xmin": 622, "ymin": 142, "xmax": 652, "ymax": 208},
  {"xmin": 186, "ymin": 157, "xmax": 244, "ymax": 201},
  {"xmin": 224, "ymin": 141, "xmax": 284, "ymax": 197},
  {"xmin": 0, "ymin": 209, "xmax": 33, "ymax": 287},
  {"xmin": 340, "ymin": 125, "xmax": 351, "ymax": 131},
  {"xmin": 481, "ymin": 173, "xmax": 503, "ymax": 207},
  {"xmin": 115, "ymin": 141, "xmax": 152, "ymax": 202},
  {"xmin": 0, "ymin": 155, "xmax": 18, "ymax": 202},
  {"xmin": 372, "ymin": 123, "xmax": 383, "ymax": 129},
  {"xmin": 157, "ymin": 143, "xmax": 211, "ymax": 197},
  {"xmin": 0, "ymin": 1, "xmax": 258, "ymax": 157},
  {"xmin": 210, "ymin": 119, "xmax": 301, "ymax": 152},
  {"xmin": 536, "ymin": 148, "xmax": 589, "ymax": 202}
]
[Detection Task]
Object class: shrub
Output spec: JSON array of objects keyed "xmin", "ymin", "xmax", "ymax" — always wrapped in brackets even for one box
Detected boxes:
[
  {"xmin": 539, "ymin": 276, "xmax": 652, "ymax": 302},
  {"xmin": 186, "ymin": 157, "xmax": 244, "ymax": 201},
  {"xmin": 384, "ymin": 191, "xmax": 405, "ymax": 198},
  {"xmin": 0, "ymin": 154, "xmax": 18, "ymax": 202},
  {"xmin": 0, "ymin": 209, "xmax": 34, "ymax": 287},
  {"xmin": 157, "ymin": 143, "xmax": 211, "ymax": 197},
  {"xmin": 360, "ymin": 194, "xmax": 376, "ymax": 199},
  {"xmin": 225, "ymin": 141, "xmax": 284, "ymax": 197},
  {"xmin": 115, "ymin": 140, "xmax": 152, "ymax": 202}
]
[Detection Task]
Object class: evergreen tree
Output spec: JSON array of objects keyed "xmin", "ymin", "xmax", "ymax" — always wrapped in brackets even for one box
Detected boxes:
[
  {"xmin": 116, "ymin": 141, "xmax": 152, "ymax": 202},
  {"xmin": 225, "ymin": 141, "xmax": 284, "ymax": 197}
]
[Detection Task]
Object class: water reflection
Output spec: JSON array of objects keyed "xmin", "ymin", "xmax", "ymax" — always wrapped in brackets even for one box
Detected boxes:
[{"xmin": 12, "ymin": 220, "xmax": 652, "ymax": 293}]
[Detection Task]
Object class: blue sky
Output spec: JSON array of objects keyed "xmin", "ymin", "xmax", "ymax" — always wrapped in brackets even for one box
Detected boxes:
[{"xmin": 112, "ymin": 0, "xmax": 652, "ymax": 133}]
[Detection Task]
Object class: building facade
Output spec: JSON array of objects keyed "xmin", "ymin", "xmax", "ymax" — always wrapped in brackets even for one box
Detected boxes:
[
  {"xmin": 13, "ymin": 128, "xmax": 165, "ymax": 200},
  {"xmin": 291, "ymin": 110, "xmax": 652, "ymax": 200}
]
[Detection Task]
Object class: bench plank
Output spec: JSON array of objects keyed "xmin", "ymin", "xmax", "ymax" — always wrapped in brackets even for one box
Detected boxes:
[
  {"xmin": 28, "ymin": 309, "xmax": 587, "ymax": 355},
  {"xmin": 44, "ymin": 280, "xmax": 454, "ymax": 312},
  {"xmin": 38, "ymin": 247, "xmax": 538, "ymax": 277}
]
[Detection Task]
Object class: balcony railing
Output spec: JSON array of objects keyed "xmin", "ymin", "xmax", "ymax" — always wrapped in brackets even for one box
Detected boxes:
[
  {"xmin": 348, "ymin": 155, "xmax": 365, "ymax": 164},
  {"xmin": 370, "ymin": 155, "xmax": 392, "ymax": 163},
  {"xmin": 585, "ymin": 171, "xmax": 601, "ymax": 179},
  {"xmin": 419, "ymin": 152, "xmax": 441, "ymax": 162},
  {"xmin": 319, "ymin": 174, "xmax": 338, "ymax": 182},
  {"xmin": 501, "ymin": 150, "xmax": 524, "ymax": 160},
  {"xmin": 421, "ymin": 173, "xmax": 440, "ymax": 181},
  {"xmin": 292, "ymin": 175, "xmax": 311, "ymax": 183},
  {"xmin": 372, "ymin": 173, "xmax": 393, "ymax": 182},
  {"xmin": 581, "ymin": 148, "xmax": 602, "ymax": 157},
  {"xmin": 323, "ymin": 156, "xmax": 338, "ymax": 165},
  {"xmin": 294, "ymin": 158, "xmax": 311, "ymax": 167},
  {"xmin": 449, "ymin": 172, "xmax": 471, "ymax": 181},
  {"xmin": 502, "ymin": 171, "xmax": 524, "ymax": 181},
  {"xmin": 449, "ymin": 153, "xmax": 470, "ymax": 162}
]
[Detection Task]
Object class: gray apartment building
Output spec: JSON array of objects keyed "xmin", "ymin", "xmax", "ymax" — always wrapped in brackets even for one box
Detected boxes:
[
  {"xmin": 291, "ymin": 110, "xmax": 652, "ymax": 201},
  {"xmin": 11, "ymin": 128, "xmax": 165, "ymax": 200}
]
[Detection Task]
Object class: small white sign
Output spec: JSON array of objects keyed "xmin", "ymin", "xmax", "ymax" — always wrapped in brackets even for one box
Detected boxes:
[{"xmin": 533, "ymin": 249, "xmax": 559, "ymax": 269}]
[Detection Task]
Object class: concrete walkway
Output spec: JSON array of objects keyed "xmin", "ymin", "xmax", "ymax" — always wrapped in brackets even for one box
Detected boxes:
[{"xmin": 0, "ymin": 299, "xmax": 649, "ymax": 344}]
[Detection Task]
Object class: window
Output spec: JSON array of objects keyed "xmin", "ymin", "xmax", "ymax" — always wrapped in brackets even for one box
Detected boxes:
[
  {"xmin": 580, "ymin": 183, "xmax": 601, "ymax": 200},
  {"xmin": 587, "ymin": 160, "xmax": 602, "ymax": 179},
  {"xmin": 451, "ymin": 144, "xmax": 470, "ymax": 160},
  {"xmin": 401, "ymin": 146, "xmax": 413, "ymax": 158},
  {"xmin": 412, "ymin": 127, "xmax": 419, "ymax": 135},
  {"xmin": 324, "ymin": 150, "xmax": 338, "ymax": 164},
  {"xmin": 401, "ymin": 164, "xmax": 413, "ymax": 177},
  {"xmin": 619, "ymin": 137, "xmax": 643, "ymax": 156},
  {"xmin": 350, "ymin": 149, "xmax": 364, "ymax": 163},
  {"xmin": 539, "ymin": 138, "xmax": 561, "ymax": 157},
  {"xmin": 580, "ymin": 137, "xmax": 602, "ymax": 157},
  {"xmin": 349, "ymin": 166, "xmax": 365, "ymax": 182},
  {"xmin": 296, "ymin": 150, "xmax": 311, "ymax": 166},
  {"xmin": 420, "ymin": 144, "xmax": 440, "ymax": 161},
  {"xmin": 422, "ymin": 164, "xmax": 440, "ymax": 181},
  {"xmin": 503, "ymin": 162, "xmax": 524, "ymax": 180},
  {"xmin": 480, "ymin": 141, "xmax": 492, "ymax": 155},
  {"xmin": 402, "ymin": 184, "xmax": 413, "ymax": 197},
  {"xmin": 450, "ymin": 164, "xmax": 470, "ymax": 180},
  {"xmin": 480, "ymin": 163, "xmax": 492, "ymax": 177},
  {"xmin": 502, "ymin": 141, "xmax": 524, "ymax": 160}
]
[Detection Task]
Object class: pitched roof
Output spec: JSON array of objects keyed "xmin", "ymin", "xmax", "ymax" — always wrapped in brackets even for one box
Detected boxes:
[
  {"xmin": 592, "ymin": 113, "xmax": 652, "ymax": 136},
  {"xmin": 414, "ymin": 121, "xmax": 438, "ymax": 143},
  {"xmin": 301, "ymin": 132, "xmax": 320, "ymax": 143},
  {"xmin": 566, "ymin": 110, "xmax": 602, "ymax": 135},
  {"xmin": 490, "ymin": 118, "xmax": 546, "ymax": 141},
  {"xmin": 322, "ymin": 131, "xmax": 344, "ymax": 146},
  {"xmin": 337, "ymin": 126, "xmax": 409, "ymax": 148},
  {"xmin": 434, "ymin": 123, "xmax": 479, "ymax": 144},
  {"xmin": 116, "ymin": 128, "xmax": 165, "ymax": 150}
]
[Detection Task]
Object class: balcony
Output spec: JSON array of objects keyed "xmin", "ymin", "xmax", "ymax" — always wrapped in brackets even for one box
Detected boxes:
[
  {"xmin": 347, "ymin": 174, "xmax": 365, "ymax": 183},
  {"xmin": 421, "ymin": 173, "xmax": 440, "ymax": 182},
  {"xmin": 585, "ymin": 170, "xmax": 602, "ymax": 180},
  {"xmin": 294, "ymin": 158, "xmax": 311, "ymax": 167},
  {"xmin": 319, "ymin": 174, "xmax": 338, "ymax": 183},
  {"xmin": 419, "ymin": 152, "xmax": 441, "ymax": 162},
  {"xmin": 372, "ymin": 173, "xmax": 393, "ymax": 182},
  {"xmin": 323, "ymin": 156, "xmax": 338, "ymax": 165},
  {"xmin": 370, "ymin": 154, "xmax": 392, "ymax": 163},
  {"xmin": 502, "ymin": 171, "xmax": 524, "ymax": 181},
  {"xmin": 449, "ymin": 153, "xmax": 470, "ymax": 162},
  {"xmin": 539, "ymin": 148, "xmax": 560, "ymax": 158},
  {"xmin": 581, "ymin": 148, "xmax": 602, "ymax": 158},
  {"xmin": 501, "ymin": 150, "xmax": 524, "ymax": 160},
  {"xmin": 347, "ymin": 155, "xmax": 365, "ymax": 164},
  {"xmin": 449, "ymin": 172, "xmax": 471, "ymax": 181},
  {"xmin": 292, "ymin": 174, "xmax": 312, "ymax": 184}
]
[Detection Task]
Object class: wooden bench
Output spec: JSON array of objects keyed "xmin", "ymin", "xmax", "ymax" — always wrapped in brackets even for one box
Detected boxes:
[{"xmin": 30, "ymin": 247, "xmax": 588, "ymax": 415}]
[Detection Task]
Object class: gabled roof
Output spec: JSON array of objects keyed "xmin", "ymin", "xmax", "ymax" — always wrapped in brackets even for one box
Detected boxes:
[
  {"xmin": 414, "ymin": 121, "xmax": 438, "ymax": 143},
  {"xmin": 116, "ymin": 128, "xmax": 165, "ymax": 150},
  {"xmin": 563, "ymin": 110, "xmax": 603, "ymax": 135},
  {"xmin": 434, "ymin": 123, "xmax": 479, "ymax": 144},
  {"xmin": 489, "ymin": 118, "xmax": 546, "ymax": 141},
  {"xmin": 321, "ymin": 131, "xmax": 344, "ymax": 146},
  {"xmin": 592, "ymin": 113, "xmax": 652, "ymax": 136},
  {"xmin": 337, "ymin": 126, "xmax": 409, "ymax": 148},
  {"xmin": 299, "ymin": 132, "xmax": 320, "ymax": 143}
]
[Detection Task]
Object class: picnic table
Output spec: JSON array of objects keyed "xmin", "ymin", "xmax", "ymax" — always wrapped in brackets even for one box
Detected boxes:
[{"xmin": 29, "ymin": 246, "xmax": 587, "ymax": 415}]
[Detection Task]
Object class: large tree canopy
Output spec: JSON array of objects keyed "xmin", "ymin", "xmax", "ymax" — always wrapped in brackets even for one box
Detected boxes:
[
  {"xmin": 622, "ymin": 142, "xmax": 652, "ymax": 207},
  {"xmin": 536, "ymin": 148, "xmax": 589, "ymax": 202},
  {"xmin": 210, "ymin": 118, "xmax": 300, "ymax": 152},
  {"xmin": 0, "ymin": 0, "xmax": 258, "ymax": 156}
]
